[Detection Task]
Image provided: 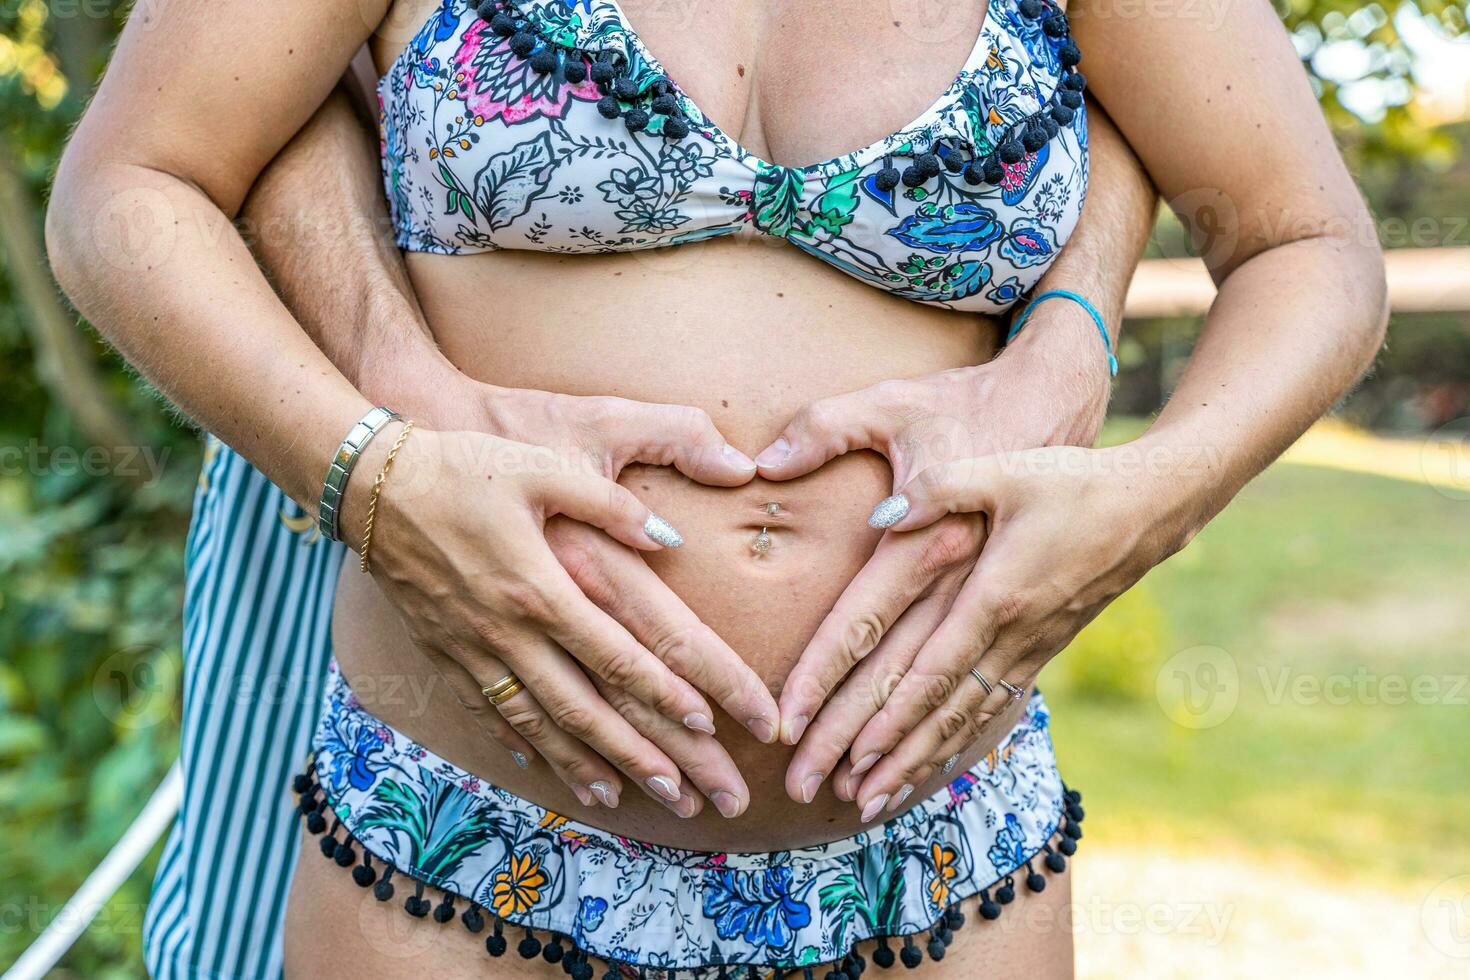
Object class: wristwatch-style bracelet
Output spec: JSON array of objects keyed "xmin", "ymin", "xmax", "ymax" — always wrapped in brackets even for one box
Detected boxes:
[{"xmin": 317, "ymin": 406, "xmax": 401, "ymax": 542}]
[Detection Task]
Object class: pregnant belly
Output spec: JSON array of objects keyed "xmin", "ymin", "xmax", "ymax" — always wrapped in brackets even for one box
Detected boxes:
[{"xmin": 332, "ymin": 240, "xmax": 1024, "ymax": 850}]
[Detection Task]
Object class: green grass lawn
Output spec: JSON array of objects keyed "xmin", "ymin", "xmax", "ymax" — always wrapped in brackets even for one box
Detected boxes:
[{"xmin": 1041, "ymin": 445, "xmax": 1470, "ymax": 882}]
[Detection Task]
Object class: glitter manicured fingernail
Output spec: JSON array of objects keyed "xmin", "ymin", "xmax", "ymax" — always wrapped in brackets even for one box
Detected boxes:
[
  {"xmin": 643, "ymin": 513, "xmax": 684, "ymax": 548},
  {"xmin": 510, "ymin": 750, "xmax": 530, "ymax": 769},
  {"xmin": 867, "ymin": 494, "xmax": 910, "ymax": 529}
]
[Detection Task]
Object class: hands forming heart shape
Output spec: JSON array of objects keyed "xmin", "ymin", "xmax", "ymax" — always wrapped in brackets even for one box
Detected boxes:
[{"xmin": 359, "ymin": 314, "xmax": 1196, "ymax": 823}]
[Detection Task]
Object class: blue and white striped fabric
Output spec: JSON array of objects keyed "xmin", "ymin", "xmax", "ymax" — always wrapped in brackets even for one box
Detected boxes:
[{"xmin": 144, "ymin": 439, "xmax": 344, "ymax": 979}]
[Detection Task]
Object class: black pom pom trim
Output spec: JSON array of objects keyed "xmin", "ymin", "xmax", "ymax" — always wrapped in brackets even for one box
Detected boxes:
[
  {"xmin": 874, "ymin": 167, "xmax": 901, "ymax": 192},
  {"xmin": 662, "ymin": 116, "xmax": 690, "ymax": 139},
  {"xmin": 508, "ymin": 32, "xmax": 536, "ymax": 57},
  {"xmin": 624, "ymin": 108, "xmax": 650, "ymax": 131}
]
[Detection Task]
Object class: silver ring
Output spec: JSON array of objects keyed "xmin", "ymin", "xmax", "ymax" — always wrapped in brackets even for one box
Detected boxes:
[
  {"xmin": 969, "ymin": 667, "xmax": 993, "ymax": 695},
  {"xmin": 941, "ymin": 753, "xmax": 960, "ymax": 775},
  {"xmin": 999, "ymin": 679, "xmax": 1025, "ymax": 701}
]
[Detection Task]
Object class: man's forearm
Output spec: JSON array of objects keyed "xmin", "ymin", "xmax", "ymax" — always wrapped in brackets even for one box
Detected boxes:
[
  {"xmin": 998, "ymin": 103, "xmax": 1158, "ymax": 432},
  {"xmin": 240, "ymin": 82, "xmax": 467, "ymax": 426},
  {"xmin": 1024, "ymin": 103, "xmax": 1156, "ymax": 349}
]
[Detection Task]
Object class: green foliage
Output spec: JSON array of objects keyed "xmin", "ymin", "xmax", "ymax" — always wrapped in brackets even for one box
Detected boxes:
[{"xmin": 1050, "ymin": 583, "xmax": 1168, "ymax": 703}]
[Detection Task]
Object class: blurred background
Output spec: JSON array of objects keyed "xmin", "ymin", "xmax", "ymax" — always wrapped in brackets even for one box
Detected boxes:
[{"xmin": 1, "ymin": 0, "xmax": 1468, "ymax": 977}]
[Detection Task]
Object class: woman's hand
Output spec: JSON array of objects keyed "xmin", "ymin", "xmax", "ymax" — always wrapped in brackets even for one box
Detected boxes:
[
  {"xmin": 346, "ymin": 420, "xmax": 777, "ymax": 819},
  {"xmin": 830, "ymin": 442, "xmax": 1203, "ymax": 819},
  {"xmin": 752, "ymin": 319, "xmax": 1110, "ymax": 805}
]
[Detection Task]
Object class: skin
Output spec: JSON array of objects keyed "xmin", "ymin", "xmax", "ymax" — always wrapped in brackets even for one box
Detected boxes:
[
  {"xmin": 43, "ymin": 0, "xmax": 1382, "ymax": 974},
  {"xmin": 796, "ymin": 0, "xmax": 1389, "ymax": 822}
]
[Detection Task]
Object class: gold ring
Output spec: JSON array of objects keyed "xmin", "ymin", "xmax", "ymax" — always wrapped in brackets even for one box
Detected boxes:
[{"xmin": 481, "ymin": 675, "xmax": 524, "ymax": 705}]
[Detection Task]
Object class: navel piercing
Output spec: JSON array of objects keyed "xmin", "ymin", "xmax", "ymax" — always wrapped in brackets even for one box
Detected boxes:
[
  {"xmin": 752, "ymin": 526, "xmax": 773, "ymax": 554},
  {"xmin": 765, "ymin": 501, "xmax": 780, "ymax": 515}
]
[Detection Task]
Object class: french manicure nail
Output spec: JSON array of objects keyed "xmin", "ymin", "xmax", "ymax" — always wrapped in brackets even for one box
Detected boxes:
[
  {"xmin": 510, "ymin": 750, "xmax": 530, "ymax": 770},
  {"xmin": 643, "ymin": 513, "xmax": 684, "ymax": 548},
  {"xmin": 860, "ymin": 794, "xmax": 890, "ymax": 822},
  {"xmin": 647, "ymin": 775, "xmax": 681, "ymax": 802},
  {"xmin": 711, "ymin": 791, "xmax": 742, "ymax": 818},
  {"xmin": 590, "ymin": 781, "xmax": 619, "ymax": 808},
  {"xmin": 840, "ymin": 770, "xmax": 860, "ymax": 801},
  {"xmin": 850, "ymin": 752, "xmax": 881, "ymax": 776},
  {"xmin": 754, "ymin": 437, "xmax": 792, "ymax": 468},
  {"xmin": 888, "ymin": 784, "xmax": 914, "ymax": 812},
  {"xmin": 868, "ymin": 494, "xmax": 910, "ymax": 529},
  {"xmin": 783, "ymin": 714, "xmax": 810, "ymax": 745},
  {"xmin": 571, "ymin": 784, "xmax": 595, "ymax": 807},
  {"xmin": 800, "ymin": 772, "xmax": 825, "ymax": 804},
  {"xmin": 722, "ymin": 444, "xmax": 757, "ymax": 471},
  {"xmin": 746, "ymin": 717, "xmax": 777, "ymax": 743},
  {"xmin": 683, "ymin": 712, "xmax": 716, "ymax": 735}
]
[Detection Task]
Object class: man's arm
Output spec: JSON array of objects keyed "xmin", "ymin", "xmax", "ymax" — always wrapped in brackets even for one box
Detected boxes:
[
  {"xmin": 239, "ymin": 80, "xmax": 463, "ymax": 428},
  {"xmin": 1000, "ymin": 102, "xmax": 1158, "ymax": 436}
]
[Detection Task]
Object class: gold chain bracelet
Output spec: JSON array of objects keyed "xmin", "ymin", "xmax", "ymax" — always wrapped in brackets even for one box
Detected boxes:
[{"xmin": 359, "ymin": 419, "xmax": 415, "ymax": 572}]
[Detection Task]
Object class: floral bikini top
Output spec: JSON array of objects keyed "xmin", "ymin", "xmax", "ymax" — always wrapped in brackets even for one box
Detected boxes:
[{"xmin": 379, "ymin": 0, "xmax": 1089, "ymax": 313}]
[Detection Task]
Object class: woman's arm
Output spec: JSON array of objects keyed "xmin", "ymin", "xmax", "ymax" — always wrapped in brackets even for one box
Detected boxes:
[
  {"xmin": 232, "ymin": 80, "xmax": 773, "ymax": 814},
  {"xmin": 765, "ymin": 103, "xmax": 1158, "ymax": 799},
  {"xmin": 45, "ymin": 0, "xmax": 776, "ymax": 818},
  {"xmin": 833, "ymin": 0, "xmax": 1388, "ymax": 817}
]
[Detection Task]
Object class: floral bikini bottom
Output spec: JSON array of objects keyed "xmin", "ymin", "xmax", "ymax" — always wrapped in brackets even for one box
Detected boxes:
[{"xmin": 295, "ymin": 663, "xmax": 1085, "ymax": 978}]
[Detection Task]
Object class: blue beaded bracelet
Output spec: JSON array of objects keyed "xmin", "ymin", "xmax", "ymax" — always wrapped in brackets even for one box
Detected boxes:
[{"xmin": 1006, "ymin": 289, "xmax": 1118, "ymax": 377}]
